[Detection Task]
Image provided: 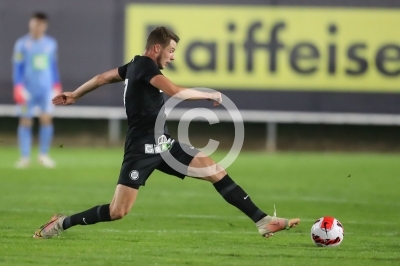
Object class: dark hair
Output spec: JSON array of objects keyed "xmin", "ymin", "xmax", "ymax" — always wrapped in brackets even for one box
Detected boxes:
[
  {"xmin": 145, "ymin": 27, "xmax": 179, "ymax": 50},
  {"xmin": 32, "ymin": 12, "xmax": 48, "ymax": 21}
]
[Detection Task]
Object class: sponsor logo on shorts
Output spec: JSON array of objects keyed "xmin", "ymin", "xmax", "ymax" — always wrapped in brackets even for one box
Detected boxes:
[
  {"xmin": 145, "ymin": 144, "xmax": 154, "ymax": 154},
  {"xmin": 144, "ymin": 135, "xmax": 175, "ymax": 154},
  {"xmin": 129, "ymin": 170, "xmax": 139, "ymax": 180}
]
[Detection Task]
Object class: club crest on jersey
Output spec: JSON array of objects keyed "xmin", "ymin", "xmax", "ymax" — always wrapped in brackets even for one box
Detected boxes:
[{"xmin": 129, "ymin": 170, "xmax": 139, "ymax": 180}]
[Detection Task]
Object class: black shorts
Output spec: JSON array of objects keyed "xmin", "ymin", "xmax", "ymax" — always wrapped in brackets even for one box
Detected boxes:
[{"xmin": 118, "ymin": 136, "xmax": 200, "ymax": 189}]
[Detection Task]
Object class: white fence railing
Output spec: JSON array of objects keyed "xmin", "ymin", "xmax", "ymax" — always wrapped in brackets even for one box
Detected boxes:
[{"xmin": 2, "ymin": 104, "xmax": 400, "ymax": 152}]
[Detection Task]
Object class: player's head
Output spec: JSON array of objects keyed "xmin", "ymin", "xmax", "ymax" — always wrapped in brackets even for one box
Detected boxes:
[
  {"xmin": 145, "ymin": 27, "xmax": 180, "ymax": 69},
  {"xmin": 29, "ymin": 12, "xmax": 48, "ymax": 39}
]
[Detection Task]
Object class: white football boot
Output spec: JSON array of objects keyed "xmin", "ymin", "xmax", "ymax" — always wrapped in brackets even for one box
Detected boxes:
[
  {"xmin": 256, "ymin": 215, "xmax": 300, "ymax": 238},
  {"xmin": 33, "ymin": 214, "xmax": 66, "ymax": 239},
  {"xmin": 38, "ymin": 154, "xmax": 56, "ymax": 168},
  {"xmin": 15, "ymin": 157, "xmax": 30, "ymax": 169}
]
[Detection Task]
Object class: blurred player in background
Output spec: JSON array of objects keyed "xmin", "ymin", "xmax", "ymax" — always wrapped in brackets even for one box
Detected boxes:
[{"xmin": 12, "ymin": 12, "xmax": 61, "ymax": 168}]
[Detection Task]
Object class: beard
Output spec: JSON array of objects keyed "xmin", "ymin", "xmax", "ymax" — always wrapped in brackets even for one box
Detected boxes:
[{"xmin": 156, "ymin": 54, "xmax": 163, "ymax": 69}]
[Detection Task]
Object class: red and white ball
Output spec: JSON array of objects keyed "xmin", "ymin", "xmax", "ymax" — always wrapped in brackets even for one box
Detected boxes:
[{"xmin": 311, "ymin": 216, "xmax": 344, "ymax": 247}]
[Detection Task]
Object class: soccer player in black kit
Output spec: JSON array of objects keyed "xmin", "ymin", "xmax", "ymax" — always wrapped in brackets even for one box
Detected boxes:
[{"xmin": 34, "ymin": 27, "xmax": 299, "ymax": 239}]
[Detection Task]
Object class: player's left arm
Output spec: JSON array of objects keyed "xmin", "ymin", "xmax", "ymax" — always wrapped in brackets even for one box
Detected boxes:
[
  {"xmin": 52, "ymin": 68, "xmax": 123, "ymax": 105},
  {"xmin": 150, "ymin": 75, "xmax": 222, "ymax": 106}
]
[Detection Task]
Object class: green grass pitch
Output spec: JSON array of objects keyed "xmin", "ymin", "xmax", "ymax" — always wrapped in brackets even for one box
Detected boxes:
[{"xmin": 0, "ymin": 147, "xmax": 399, "ymax": 265}]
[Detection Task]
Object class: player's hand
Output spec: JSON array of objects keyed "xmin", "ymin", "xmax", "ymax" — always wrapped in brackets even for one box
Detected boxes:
[
  {"xmin": 52, "ymin": 92, "xmax": 77, "ymax": 106},
  {"xmin": 208, "ymin": 92, "xmax": 222, "ymax": 106},
  {"xmin": 13, "ymin": 84, "xmax": 30, "ymax": 105}
]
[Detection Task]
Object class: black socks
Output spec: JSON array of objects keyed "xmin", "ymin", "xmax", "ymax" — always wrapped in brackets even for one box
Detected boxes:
[
  {"xmin": 213, "ymin": 175, "xmax": 267, "ymax": 223},
  {"xmin": 61, "ymin": 175, "xmax": 265, "ymax": 230},
  {"xmin": 62, "ymin": 204, "xmax": 112, "ymax": 230}
]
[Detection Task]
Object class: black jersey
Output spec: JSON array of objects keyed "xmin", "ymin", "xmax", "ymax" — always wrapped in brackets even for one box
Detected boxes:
[{"xmin": 118, "ymin": 56, "xmax": 168, "ymax": 140}]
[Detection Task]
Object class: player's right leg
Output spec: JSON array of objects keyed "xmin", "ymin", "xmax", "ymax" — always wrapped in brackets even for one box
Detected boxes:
[
  {"xmin": 15, "ymin": 103, "xmax": 35, "ymax": 168},
  {"xmin": 33, "ymin": 184, "xmax": 138, "ymax": 238},
  {"xmin": 33, "ymin": 139, "xmax": 159, "ymax": 238}
]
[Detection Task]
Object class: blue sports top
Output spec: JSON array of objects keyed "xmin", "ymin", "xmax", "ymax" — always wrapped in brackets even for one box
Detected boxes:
[{"xmin": 12, "ymin": 34, "xmax": 60, "ymax": 94}]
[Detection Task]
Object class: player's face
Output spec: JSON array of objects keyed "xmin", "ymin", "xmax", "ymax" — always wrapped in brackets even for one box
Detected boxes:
[
  {"xmin": 29, "ymin": 18, "xmax": 48, "ymax": 39},
  {"xmin": 156, "ymin": 40, "xmax": 177, "ymax": 69}
]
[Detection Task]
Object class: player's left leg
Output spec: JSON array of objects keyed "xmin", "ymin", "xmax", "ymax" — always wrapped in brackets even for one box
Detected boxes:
[
  {"xmin": 37, "ymin": 93, "xmax": 56, "ymax": 168},
  {"xmin": 188, "ymin": 153, "xmax": 300, "ymax": 238}
]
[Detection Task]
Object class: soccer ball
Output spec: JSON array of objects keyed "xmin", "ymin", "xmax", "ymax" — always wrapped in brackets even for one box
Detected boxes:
[{"xmin": 311, "ymin": 216, "xmax": 344, "ymax": 247}]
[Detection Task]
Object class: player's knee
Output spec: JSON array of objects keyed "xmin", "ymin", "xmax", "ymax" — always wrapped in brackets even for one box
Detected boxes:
[
  {"xmin": 40, "ymin": 114, "xmax": 52, "ymax": 125},
  {"xmin": 109, "ymin": 206, "xmax": 129, "ymax": 220},
  {"xmin": 20, "ymin": 118, "xmax": 32, "ymax": 127},
  {"xmin": 207, "ymin": 164, "xmax": 226, "ymax": 183}
]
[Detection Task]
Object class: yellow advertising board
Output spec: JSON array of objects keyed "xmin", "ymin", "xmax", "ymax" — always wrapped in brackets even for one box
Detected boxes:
[{"xmin": 125, "ymin": 5, "xmax": 400, "ymax": 92}]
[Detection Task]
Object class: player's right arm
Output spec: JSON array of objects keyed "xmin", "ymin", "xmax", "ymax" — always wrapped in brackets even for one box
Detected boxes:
[
  {"xmin": 150, "ymin": 75, "xmax": 222, "ymax": 106},
  {"xmin": 52, "ymin": 68, "xmax": 123, "ymax": 105},
  {"xmin": 12, "ymin": 39, "xmax": 29, "ymax": 104}
]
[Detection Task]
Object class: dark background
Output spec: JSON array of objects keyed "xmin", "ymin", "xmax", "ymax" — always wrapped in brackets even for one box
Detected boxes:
[{"xmin": 1, "ymin": 0, "xmax": 399, "ymax": 113}]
